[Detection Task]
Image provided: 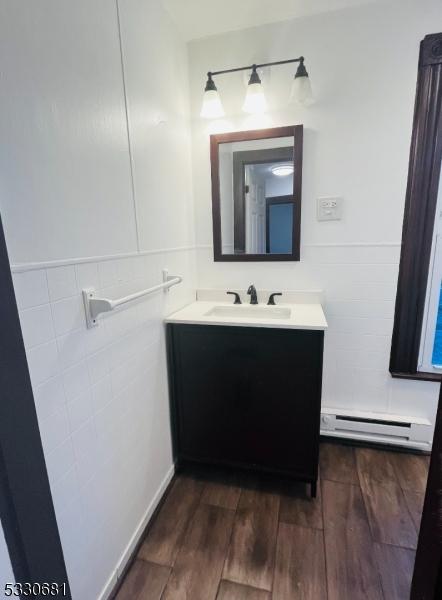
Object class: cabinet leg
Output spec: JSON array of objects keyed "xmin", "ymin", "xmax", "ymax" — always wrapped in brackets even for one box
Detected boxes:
[{"xmin": 311, "ymin": 481, "xmax": 317, "ymax": 498}]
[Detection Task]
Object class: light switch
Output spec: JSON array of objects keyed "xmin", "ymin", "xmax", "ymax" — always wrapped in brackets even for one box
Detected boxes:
[{"xmin": 317, "ymin": 196, "xmax": 343, "ymax": 221}]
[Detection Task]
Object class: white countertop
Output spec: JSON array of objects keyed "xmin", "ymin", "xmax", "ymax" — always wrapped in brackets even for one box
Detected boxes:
[{"xmin": 165, "ymin": 298, "xmax": 327, "ymax": 331}]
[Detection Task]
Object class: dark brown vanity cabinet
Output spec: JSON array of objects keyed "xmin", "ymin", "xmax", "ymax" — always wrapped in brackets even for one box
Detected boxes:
[{"xmin": 166, "ymin": 323, "xmax": 324, "ymax": 496}]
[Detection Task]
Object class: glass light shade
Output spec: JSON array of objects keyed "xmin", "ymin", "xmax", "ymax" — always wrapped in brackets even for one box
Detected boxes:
[
  {"xmin": 290, "ymin": 75, "xmax": 314, "ymax": 106},
  {"xmin": 200, "ymin": 89, "xmax": 225, "ymax": 119},
  {"xmin": 242, "ymin": 82, "xmax": 267, "ymax": 114},
  {"xmin": 271, "ymin": 164, "xmax": 294, "ymax": 177}
]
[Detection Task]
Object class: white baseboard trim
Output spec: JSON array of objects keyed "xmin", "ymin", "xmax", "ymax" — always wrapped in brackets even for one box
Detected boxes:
[{"xmin": 97, "ymin": 464, "xmax": 175, "ymax": 600}]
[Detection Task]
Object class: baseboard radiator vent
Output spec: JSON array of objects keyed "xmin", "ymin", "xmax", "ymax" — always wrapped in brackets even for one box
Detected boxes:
[{"xmin": 320, "ymin": 409, "xmax": 432, "ymax": 450}]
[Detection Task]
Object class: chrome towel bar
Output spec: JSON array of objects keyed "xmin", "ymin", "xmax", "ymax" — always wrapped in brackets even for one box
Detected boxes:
[{"xmin": 82, "ymin": 269, "xmax": 182, "ymax": 328}]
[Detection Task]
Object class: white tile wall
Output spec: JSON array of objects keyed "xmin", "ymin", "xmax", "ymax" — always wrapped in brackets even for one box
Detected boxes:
[
  {"xmin": 196, "ymin": 243, "xmax": 440, "ymax": 431},
  {"xmin": 12, "ymin": 249, "xmax": 196, "ymax": 600}
]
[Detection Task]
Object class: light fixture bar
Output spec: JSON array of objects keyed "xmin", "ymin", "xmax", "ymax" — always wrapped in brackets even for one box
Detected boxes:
[
  {"xmin": 209, "ymin": 57, "xmax": 304, "ymax": 77},
  {"xmin": 200, "ymin": 55, "xmax": 313, "ymax": 118}
]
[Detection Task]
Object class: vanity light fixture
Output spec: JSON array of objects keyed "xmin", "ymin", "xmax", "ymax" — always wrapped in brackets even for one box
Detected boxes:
[
  {"xmin": 271, "ymin": 164, "xmax": 294, "ymax": 177},
  {"xmin": 242, "ymin": 66, "xmax": 267, "ymax": 114},
  {"xmin": 290, "ymin": 58, "xmax": 314, "ymax": 107},
  {"xmin": 200, "ymin": 56, "xmax": 313, "ymax": 118},
  {"xmin": 200, "ymin": 73, "xmax": 225, "ymax": 119}
]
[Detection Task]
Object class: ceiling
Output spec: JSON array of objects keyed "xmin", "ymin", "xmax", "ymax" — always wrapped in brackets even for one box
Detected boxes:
[{"xmin": 163, "ymin": 0, "xmax": 383, "ymax": 41}]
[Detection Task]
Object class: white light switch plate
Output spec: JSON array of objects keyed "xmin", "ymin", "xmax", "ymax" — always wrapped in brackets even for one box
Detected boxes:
[{"xmin": 317, "ymin": 196, "xmax": 343, "ymax": 221}]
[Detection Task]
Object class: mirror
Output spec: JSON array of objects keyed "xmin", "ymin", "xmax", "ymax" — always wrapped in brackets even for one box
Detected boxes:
[{"xmin": 210, "ymin": 126, "xmax": 302, "ymax": 261}]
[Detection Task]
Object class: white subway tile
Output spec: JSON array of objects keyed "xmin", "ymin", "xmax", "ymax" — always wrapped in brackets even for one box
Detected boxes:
[
  {"xmin": 46, "ymin": 266, "xmax": 77, "ymax": 301},
  {"xmin": 350, "ymin": 368, "xmax": 391, "ymax": 412},
  {"xmin": 91, "ymin": 376, "xmax": 112, "ymax": 413},
  {"xmin": 72, "ymin": 419, "xmax": 99, "ymax": 487},
  {"xmin": 326, "ymin": 300, "xmax": 394, "ymax": 320},
  {"xmin": 63, "ymin": 361, "xmax": 90, "ymax": 401},
  {"xmin": 67, "ymin": 389, "xmax": 93, "ymax": 432},
  {"xmin": 33, "ymin": 376, "xmax": 66, "ymax": 422},
  {"xmin": 57, "ymin": 330, "xmax": 87, "ymax": 370},
  {"xmin": 98, "ymin": 260, "xmax": 119, "ymax": 288},
  {"xmin": 38, "ymin": 406, "xmax": 71, "ymax": 454},
  {"xmin": 75, "ymin": 262, "xmax": 99, "ymax": 291},
  {"xmin": 389, "ymin": 378, "xmax": 439, "ymax": 418},
  {"xmin": 52, "ymin": 295, "xmax": 84, "ymax": 336},
  {"xmin": 51, "ymin": 466, "xmax": 79, "ymax": 514},
  {"xmin": 111, "ymin": 354, "xmax": 145, "ymax": 396},
  {"xmin": 327, "ymin": 315, "xmax": 393, "ymax": 337},
  {"xmin": 71, "ymin": 418, "xmax": 97, "ymax": 460},
  {"xmin": 87, "ymin": 349, "xmax": 110, "ymax": 384},
  {"xmin": 19, "ymin": 304, "xmax": 55, "ymax": 348},
  {"xmin": 115, "ymin": 256, "xmax": 146, "ymax": 282},
  {"xmin": 75, "ymin": 452, "xmax": 98, "ymax": 489},
  {"xmin": 56, "ymin": 500, "xmax": 87, "ymax": 578},
  {"xmin": 107, "ymin": 328, "xmax": 144, "ymax": 369},
  {"xmin": 44, "ymin": 438, "xmax": 76, "ymax": 483},
  {"xmin": 26, "ymin": 340, "xmax": 59, "ymax": 386},
  {"xmin": 94, "ymin": 396, "xmax": 121, "ymax": 442},
  {"xmin": 131, "ymin": 255, "xmax": 146, "ymax": 279},
  {"xmin": 83, "ymin": 322, "xmax": 110, "ymax": 356},
  {"xmin": 105, "ymin": 305, "xmax": 139, "ymax": 339},
  {"xmin": 12, "ymin": 269, "xmax": 49, "ymax": 309},
  {"xmin": 115, "ymin": 258, "xmax": 132, "ymax": 283}
]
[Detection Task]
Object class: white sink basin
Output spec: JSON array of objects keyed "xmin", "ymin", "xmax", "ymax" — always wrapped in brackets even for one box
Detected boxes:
[{"xmin": 205, "ymin": 305, "xmax": 291, "ymax": 319}]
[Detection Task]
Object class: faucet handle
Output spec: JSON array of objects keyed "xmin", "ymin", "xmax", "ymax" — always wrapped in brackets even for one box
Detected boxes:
[
  {"xmin": 226, "ymin": 291, "xmax": 241, "ymax": 304},
  {"xmin": 267, "ymin": 292, "xmax": 282, "ymax": 305},
  {"xmin": 246, "ymin": 284, "xmax": 258, "ymax": 305}
]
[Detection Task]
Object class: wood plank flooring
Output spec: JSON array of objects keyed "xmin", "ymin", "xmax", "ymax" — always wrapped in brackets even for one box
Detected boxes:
[{"xmin": 115, "ymin": 443, "xmax": 429, "ymax": 600}]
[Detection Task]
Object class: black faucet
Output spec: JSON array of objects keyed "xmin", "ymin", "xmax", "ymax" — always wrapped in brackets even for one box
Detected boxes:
[
  {"xmin": 267, "ymin": 292, "xmax": 282, "ymax": 305},
  {"xmin": 226, "ymin": 291, "xmax": 241, "ymax": 304},
  {"xmin": 247, "ymin": 284, "xmax": 258, "ymax": 305}
]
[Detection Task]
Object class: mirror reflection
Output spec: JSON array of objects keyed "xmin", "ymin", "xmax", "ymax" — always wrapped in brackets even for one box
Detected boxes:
[{"xmin": 217, "ymin": 134, "xmax": 300, "ymax": 258}]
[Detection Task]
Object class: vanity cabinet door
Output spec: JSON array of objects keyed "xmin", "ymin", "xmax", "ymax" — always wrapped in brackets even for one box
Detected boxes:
[
  {"xmin": 167, "ymin": 323, "xmax": 323, "ymax": 480},
  {"xmin": 167, "ymin": 324, "xmax": 254, "ymax": 466}
]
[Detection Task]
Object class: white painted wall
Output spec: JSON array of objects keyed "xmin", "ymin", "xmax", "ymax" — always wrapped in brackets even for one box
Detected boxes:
[
  {"xmin": 0, "ymin": 523, "xmax": 14, "ymax": 600},
  {"xmin": 188, "ymin": 0, "xmax": 442, "ymax": 432},
  {"xmin": 0, "ymin": 0, "xmax": 138, "ymax": 264},
  {"xmin": 0, "ymin": 1, "xmax": 195, "ymax": 599}
]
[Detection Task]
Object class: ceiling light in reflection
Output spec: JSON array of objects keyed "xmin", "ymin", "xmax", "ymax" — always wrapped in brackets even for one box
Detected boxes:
[{"xmin": 271, "ymin": 164, "xmax": 294, "ymax": 177}]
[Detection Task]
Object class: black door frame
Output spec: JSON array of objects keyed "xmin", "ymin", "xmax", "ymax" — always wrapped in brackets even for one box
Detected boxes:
[
  {"xmin": 232, "ymin": 146, "xmax": 294, "ymax": 254},
  {"xmin": 0, "ymin": 214, "xmax": 71, "ymax": 596}
]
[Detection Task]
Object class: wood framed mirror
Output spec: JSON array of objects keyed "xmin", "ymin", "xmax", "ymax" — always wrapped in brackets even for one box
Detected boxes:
[{"xmin": 210, "ymin": 125, "xmax": 303, "ymax": 262}]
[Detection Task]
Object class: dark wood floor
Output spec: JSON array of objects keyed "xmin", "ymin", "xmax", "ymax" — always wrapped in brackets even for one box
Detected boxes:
[{"xmin": 115, "ymin": 442, "xmax": 429, "ymax": 600}]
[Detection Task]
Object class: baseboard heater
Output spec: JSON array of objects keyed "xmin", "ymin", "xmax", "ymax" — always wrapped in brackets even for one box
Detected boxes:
[{"xmin": 320, "ymin": 408, "xmax": 432, "ymax": 450}]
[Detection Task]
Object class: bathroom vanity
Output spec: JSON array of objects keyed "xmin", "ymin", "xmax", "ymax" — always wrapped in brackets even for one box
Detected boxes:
[{"xmin": 165, "ymin": 291, "xmax": 327, "ymax": 497}]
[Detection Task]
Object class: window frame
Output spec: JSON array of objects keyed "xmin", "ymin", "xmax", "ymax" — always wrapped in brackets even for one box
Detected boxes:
[
  {"xmin": 390, "ymin": 32, "xmax": 442, "ymax": 382},
  {"xmin": 418, "ymin": 207, "xmax": 442, "ymax": 374}
]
